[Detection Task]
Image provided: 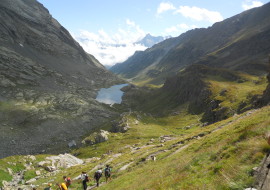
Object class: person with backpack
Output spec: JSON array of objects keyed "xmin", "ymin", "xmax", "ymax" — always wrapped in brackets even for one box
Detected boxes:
[
  {"xmin": 63, "ymin": 176, "xmax": 71, "ymax": 188},
  {"xmin": 104, "ymin": 165, "xmax": 112, "ymax": 183},
  {"xmin": 94, "ymin": 168, "xmax": 103, "ymax": 187},
  {"xmin": 81, "ymin": 171, "xmax": 89, "ymax": 190}
]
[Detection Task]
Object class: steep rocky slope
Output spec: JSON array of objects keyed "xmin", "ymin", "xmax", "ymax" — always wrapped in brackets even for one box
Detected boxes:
[
  {"xmin": 111, "ymin": 3, "xmax": 270, "ymax": 84},
  {"xmin": 0, "ymin": 0, "xmax": 123, "ymax": 158}
]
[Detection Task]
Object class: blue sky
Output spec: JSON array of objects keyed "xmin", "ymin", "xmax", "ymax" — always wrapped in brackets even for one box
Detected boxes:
[{"xmin": 38, "ymin": 0, "xmax": 269, "ymax": 66}]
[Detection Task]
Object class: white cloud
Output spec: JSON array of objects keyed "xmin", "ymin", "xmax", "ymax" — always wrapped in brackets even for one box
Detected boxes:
[
  {"xmin": 157, "ymin": 2, "xmax": 176, "ymax": 14},
  {"xmin": 165, "ymin": 23, "xmax": 197, "ymax": 36},
  {"xmin": 165, "ymin": 26, "xmax": 178, "ymax": 33},
  {"xmin": 242, "ymin": 0, "xmax": 263, "ymax": 10},
  {"xmin": 126, "ymin": 19, "xmax": 136, "ymax": 27},
  {"xmin": 175, "ymin": 6, "xmax": 223, "ymax": 23},
  {"xmin": 74, "ymin": 20, "xmax": 147, "ymax": 66}
]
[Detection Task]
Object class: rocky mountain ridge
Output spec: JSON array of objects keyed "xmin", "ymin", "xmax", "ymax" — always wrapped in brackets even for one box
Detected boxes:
[
  {"xmin": 110, "ymin": 2, "xmax": 270, "ymax": 84},
  {"xmin": 0, "ymin": 0, "xmax": 123, "ymax": 158}
]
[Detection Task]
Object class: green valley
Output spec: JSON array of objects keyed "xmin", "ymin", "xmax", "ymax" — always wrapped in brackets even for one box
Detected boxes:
[{"xmin": 1, "ymin": 0, "xmax": 270, "ymax": 190}]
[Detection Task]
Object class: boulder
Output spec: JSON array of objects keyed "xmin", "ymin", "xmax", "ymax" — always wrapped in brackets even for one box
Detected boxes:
[
  {"xmin": 25, "ymin": 155, "xmax": 36, "ymax": 161},
  {"xmin": 111, "ymin": 119, "xmax": 130, "ymax": 133},
  {"xmin": 2, "ymin": 180, "xmax": 9, "ymax": 188},
  {"xmin": 82, "ymin": 130, "xmax": 110, "ymax": 145},
  {"xmin": 46, "ymin": 153, "xmax": 84, "ymax": 168},
  {"xmin": 45, "ymin": 166, "xmax": 56, "ymax": 172},
  {"xmin": 25, "ymin": 178, "xmax": 36, "ymax": 185},
  {"xmin": 38, "ymin": 153, "xmax": 83, "ymax": 171},
  {"xmin": 7, "ymin": 168, "xmax": 13, "ymax": 175},
  {"xmin": 38, "ymin": 161, "xmax": 51, "ymax": 168},
  {"xmin": 95, "ymin": 130, "xmax": 109, "ymax": 143},
  {"xmin": 35, "ymin": 170, "xmax": 41, "ymax": 176}
]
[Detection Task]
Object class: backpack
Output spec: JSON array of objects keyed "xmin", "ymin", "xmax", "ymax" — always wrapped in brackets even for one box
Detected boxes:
[
  {"xmin": 66, "ymin": 177, "xmax": 72, "ymax": 186},
  {"xmin": 94, "ymin": 171, "xmax": 102, "ymax": 179},
  {"xmin": 105, "ymin": 167, "xmax": 111, "ymax": 177},
  {"xmin": 85, "ymin": 175, "xmax": 89, "ymax": 182}
]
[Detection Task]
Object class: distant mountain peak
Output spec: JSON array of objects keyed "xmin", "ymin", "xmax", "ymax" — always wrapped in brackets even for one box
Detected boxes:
[{"xmin": 136, "ymin": 33, "xmax": 170, "ymax": 48}]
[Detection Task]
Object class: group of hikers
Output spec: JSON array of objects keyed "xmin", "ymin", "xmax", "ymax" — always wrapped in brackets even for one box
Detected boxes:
[{"xmin": 43, "ymin": 165, "xmax": 112, "ymax": 190}]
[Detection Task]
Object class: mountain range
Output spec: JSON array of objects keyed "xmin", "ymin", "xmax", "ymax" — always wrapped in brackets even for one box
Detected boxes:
[
  {"xmin": 1, "ymin": 1, "xmax": 270, "ymax": 189},
  {"xmin": 110, "ymin": 3, "xmax": 270, "ymax": 85}
]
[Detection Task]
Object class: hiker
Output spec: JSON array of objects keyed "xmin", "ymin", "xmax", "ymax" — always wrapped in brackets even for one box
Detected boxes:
[
  {"xmin": 63, "ymin": 176, "xmax": 71, "ymax": 188},
  {"xmin": 44, "ymin": 183, "xmax": 52, "ymax": 190},
  {"xmin": 94, "ymin": 168, "xmax": 103, "ymax": 187},
  {"xmin": 104, "ymin": 165, "xmax": 112, "ymax": 183},
  {"xmin": 56, "ymin": 182, "xmax": 68, "ymax": 190},
  {"xmin": 81, "ymin": 171, "xmax": 90, "ymax": 190}
]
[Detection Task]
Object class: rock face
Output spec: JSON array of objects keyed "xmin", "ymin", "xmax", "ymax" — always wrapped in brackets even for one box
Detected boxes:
[{"xmin": 0, "ymin": 0, "xmax": 123, "ymax": 158}]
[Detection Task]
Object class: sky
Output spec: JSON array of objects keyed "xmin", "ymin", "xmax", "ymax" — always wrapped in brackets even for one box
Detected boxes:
[{"xmin": 37, "ymin": 0, "xmax": 269, "ymax": 66}]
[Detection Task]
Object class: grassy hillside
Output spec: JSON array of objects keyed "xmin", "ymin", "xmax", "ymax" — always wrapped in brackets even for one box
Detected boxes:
[
  {"xmin": 1, "ymin": 65, "xmax": 268, "ymax": 189},
  {"xmin": 96, "ymin": 106, "xmax": 270, "ymax": 190},
  {"xmin": 2, "ymin": 104, "xmax": 268, "ymax": 189}
]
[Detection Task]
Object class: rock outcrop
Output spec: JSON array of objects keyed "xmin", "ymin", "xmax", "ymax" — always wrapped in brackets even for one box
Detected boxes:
[
  {"xmin": 111, "ymin": 117, "xmax": 130, "ymax": 133},
  {"xmin": 82, "ymin": 130, "xmax": 110, "ymax": 145},
  {"xmin": 38, "ymin": 153, "xmax": 84, "ymax": 171}
]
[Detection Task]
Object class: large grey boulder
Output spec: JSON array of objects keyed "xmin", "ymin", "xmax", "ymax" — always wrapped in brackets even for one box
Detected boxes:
[
  {"xmin": 111, "ymin": 118, "xmax": 130, "ymax": 133},
  {"xmin": 82, "ymin": 130, "xmax": 110, "ymax": 145},
  {"xmin": 38, "ymin": 153, "xmax": 84, "ymax": 171}
]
